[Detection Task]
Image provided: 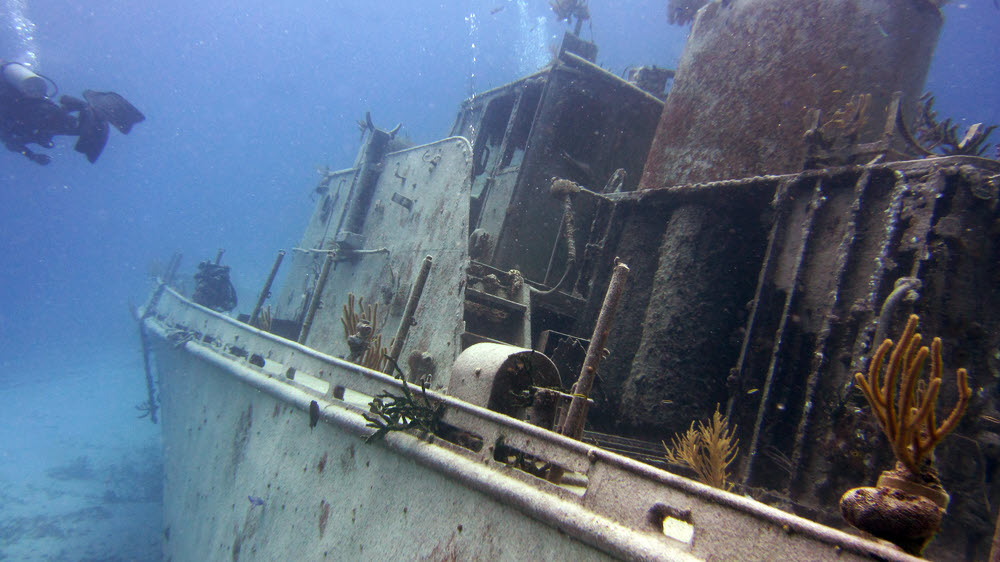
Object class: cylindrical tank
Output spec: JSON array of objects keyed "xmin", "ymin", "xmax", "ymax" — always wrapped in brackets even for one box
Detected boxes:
[
  {"xmin": 639, "ymin": 0, "xmax": 943, "ymax": 188},
  {"xmin": 1, "ymin": 61, "xmax": 47, "ymax": 98},
  {"xmin": 448, "ymin": 343, "xmax": 560, "ymax": 417}
]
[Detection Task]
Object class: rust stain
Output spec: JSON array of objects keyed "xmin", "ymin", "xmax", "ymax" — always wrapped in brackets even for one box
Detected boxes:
[{"xmin": 319, "ymin": 499, "xmax": 330, "ymax": 537}]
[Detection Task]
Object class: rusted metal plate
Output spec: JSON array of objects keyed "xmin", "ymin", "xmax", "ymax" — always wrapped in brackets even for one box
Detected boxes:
[
  {"xmin": 451, "ymin": 52, "xmax": 663, "ymax": 284},
  {"xmin": 640, "ymin": 0, "xmax": 943, "ymax": 187},
  {"xmin": 580, "ymin": 156, "xmax": 1000, "ymax": 560}
]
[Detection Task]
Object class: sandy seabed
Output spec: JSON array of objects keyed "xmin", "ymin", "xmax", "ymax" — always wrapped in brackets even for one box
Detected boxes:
[{"xmin": 0, "ymin": 350, "xmax": 163, "ymax": 561}]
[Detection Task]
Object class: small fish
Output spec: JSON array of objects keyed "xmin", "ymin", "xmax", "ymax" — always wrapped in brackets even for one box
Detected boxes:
[
  {"xmin": 746, "ymin": 388, "xmax": 759, "ymax": 395},
  {"xmin": 490, "ymin": 6, "xmax": 505, "ymax": 15},
  {"xmin": 309, "ymin": 400, "xmax": 320, "ymax": 429},
  {"xmin": 248, "ymin": 495, "xmax": 265, "ymax": 507},
  {"xmin": 832, "ymin": 89, "xmax": 843, "ymax": 94}
]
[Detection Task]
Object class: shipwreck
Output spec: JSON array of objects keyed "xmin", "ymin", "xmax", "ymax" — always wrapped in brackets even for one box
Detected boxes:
[{"xmin": 139, "ymin": 0, "xmax": 1000, "ymax": 559}]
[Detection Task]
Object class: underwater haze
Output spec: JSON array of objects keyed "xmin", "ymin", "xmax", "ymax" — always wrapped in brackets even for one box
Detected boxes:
[{"xmin": 0, "ymin": 0, "xmax": 996, "ymax": 560}]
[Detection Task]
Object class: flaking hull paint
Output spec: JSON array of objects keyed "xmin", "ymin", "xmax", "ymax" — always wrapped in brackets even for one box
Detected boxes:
[
  {"xmin": 145, "ymin": 285, "xmax": 918, "ymax": 561},
  {"xmin": 157, "ymin": 347, "xmax": 613, "ymax": 561}
]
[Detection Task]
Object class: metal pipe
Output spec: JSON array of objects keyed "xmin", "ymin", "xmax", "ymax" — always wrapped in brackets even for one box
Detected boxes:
[
  {"xmin": 786, "ymin": 169, "xmax": 873, "ymax": 490},
  {"xmin": 339, "ymin": 119, "xmax": 393, "ymax": 249},
  {"xmin": 385, "ymin": 255, "xmax": 433, "ymax": 375},
  {"xmin": 250, "ymin": 250, "xmax": 285, "ymax": 326},
  {"xmin": 873, "ymin": 277, "xmax": 922, "ymax": 360},
  {"xmin": 135, "ymin": 280, "xmax": 174, "ymax": 424},
  {"xmin": 538, "ymin": 195, "xmax": 577, "ymax": 294},
  {"xmin": 137, "ymin": 325, "xmax": 158, "ymax": 424},
  {"xmin": 164, "ymin": 252, "xmax": 182, "ymax": 284},
  {"xmin": 725, "ymin": 178, "xmax": 794, "ymax": 422},
  {"xmin": 990, "ymin": 505, "xmax": 1000, "ymax": 562},
  {"xmin": 554, "ymin": 260, "xmax": 630, "ymax": 471},
  {"xmin": 840, "ymin": 170, "xmax": 911, "ymax": 406},
  {"xmin": 297, "ymin": 252, "xmax": 335, "ymax": 344},
  {"xmin": 742, "ymin": 179, "xmax": 823, "ymax": 488}
]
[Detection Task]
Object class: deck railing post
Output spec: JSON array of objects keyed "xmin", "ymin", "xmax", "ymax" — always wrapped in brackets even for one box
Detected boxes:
[
  {"xmin": 250, "ymin": 249, "xmax": 286, "ymax": 327},
  {"xmin": 297, "ymin": 252, "xmax": 335, "ymax": 344}
]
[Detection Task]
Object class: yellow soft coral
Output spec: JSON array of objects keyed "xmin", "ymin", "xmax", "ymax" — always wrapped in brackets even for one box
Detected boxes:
[
  {"xmin": 854, "ymin": 314, "xmax": 972, "ymax": 474},
  {"xmin": 663, "ymin": 406, "xmax": 738, "ymax": 490}
]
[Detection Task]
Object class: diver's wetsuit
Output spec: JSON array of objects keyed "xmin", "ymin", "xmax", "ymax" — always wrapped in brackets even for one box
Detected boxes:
[
  {"xmin": 0, "ymin": 72, "xmax": 74, "ymax": 165},
  {"xmin": 0, "ymin": 61, "xmax": 144, "ymax": 165}
]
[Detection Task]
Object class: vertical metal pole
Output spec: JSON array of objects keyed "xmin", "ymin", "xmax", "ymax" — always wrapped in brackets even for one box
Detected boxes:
[
  {"xmin": 136, "ymin": 280, "xmax": 173, "ymax": 425},
  {"xmin": 990, "ymin": 507, "xmax": 1000, "ymax": 562},
  {"xmin": 214, "ymin": 248, "xmax": 225, "ymax": 265},
  {"xmin": 297, "ymin": 252, "xmax": 335, "ymax": 344},
  {"xmin": 549, "ymin": 260, "xmax": 629, "ymax": 484},
  {"xmin": 742, "ymin": 179, "xmax": 821, "ymax": 488},
  {"xmin": 385, "ymin": 255, "xmax": 433, "ymax": 375},
  {"xmin": 560, "ymin": 260, "xmax": 629, "ymax": 438},
  {"xmin": 250, "ymin": 250, "xmax": 286, "ymax": 326},
  {"xmin": 164, "ymin": 252, "xmax": 182, "ymax": 284}
]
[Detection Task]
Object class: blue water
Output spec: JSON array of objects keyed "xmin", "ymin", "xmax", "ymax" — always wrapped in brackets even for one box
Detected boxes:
[{"xmin": 0, "ymin": 1, "xmax": 996, "ymax": 559}]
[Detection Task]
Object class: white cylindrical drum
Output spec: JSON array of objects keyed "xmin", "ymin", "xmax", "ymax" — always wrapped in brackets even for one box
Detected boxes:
[{"xmin": 2, "ymin": 62, "xmax": 47, "ymax": 98}]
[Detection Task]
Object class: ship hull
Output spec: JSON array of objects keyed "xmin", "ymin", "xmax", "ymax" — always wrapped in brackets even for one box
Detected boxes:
[
  {"xmin": 145, "ymin": 287, "xmax": 918, "ymax": 561},
  {"xmin": 157, "ymin": 347, "xmax": 618, "ymax": 561}
]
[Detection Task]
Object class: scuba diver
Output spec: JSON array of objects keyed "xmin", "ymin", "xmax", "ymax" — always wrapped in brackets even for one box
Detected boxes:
[
  {"xmin": 192, "ymin": 260, "xmax": 238, "ymax": 313},
  {"xmin": 0, "ymin": 60, "xmax": 145, "ymax": 165}
]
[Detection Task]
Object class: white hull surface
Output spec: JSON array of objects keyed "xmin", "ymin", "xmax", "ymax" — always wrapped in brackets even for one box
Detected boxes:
[{"xmin": 146, "ymin": 286, "xmax": 918, "ymax": 561}]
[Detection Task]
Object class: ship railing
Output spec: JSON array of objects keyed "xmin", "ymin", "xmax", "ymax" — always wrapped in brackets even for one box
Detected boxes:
[{"xmin": 142, "ymin": 284, "xmax": 919, "ymax": 562}]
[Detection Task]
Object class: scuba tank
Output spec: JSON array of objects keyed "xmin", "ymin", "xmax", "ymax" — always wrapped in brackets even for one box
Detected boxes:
[{"xmin": 1, "ymin": 61, "xmax": 48, "ymax": 98}]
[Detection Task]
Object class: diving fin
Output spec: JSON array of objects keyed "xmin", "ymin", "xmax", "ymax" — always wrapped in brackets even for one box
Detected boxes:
[
  {"xmin": 73, "ymin": 104, "xmax": 109, "ymax": 163},
  {"xmin": 82, "ymin": 90, "xmax": 145, "ymax": 134}
]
